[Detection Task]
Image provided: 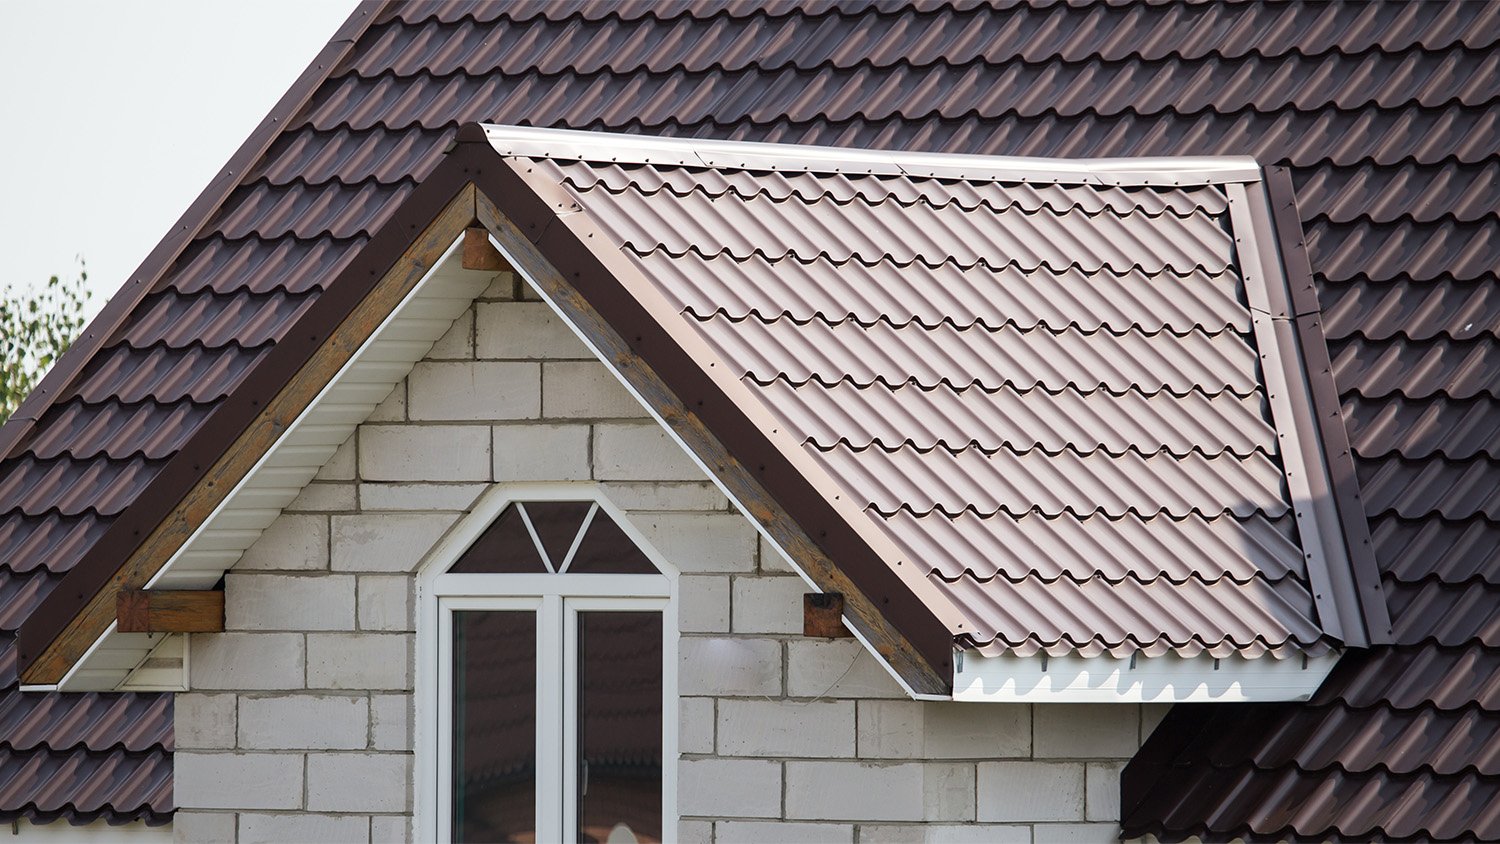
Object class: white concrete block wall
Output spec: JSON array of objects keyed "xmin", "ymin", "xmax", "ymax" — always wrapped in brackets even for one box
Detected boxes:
[{"xmin": 179, "ymin": 281, "xmax": 1153, "ymax": 842}]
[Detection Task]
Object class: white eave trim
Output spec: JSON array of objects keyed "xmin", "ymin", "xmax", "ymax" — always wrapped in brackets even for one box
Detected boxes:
[
  {"xmin": 478, "ymin": 124, "xmax": 1263, "ymax": 186},
  {"xmin": 952, "ymin": 650, "xmax": 1342, "ymax": 703}
]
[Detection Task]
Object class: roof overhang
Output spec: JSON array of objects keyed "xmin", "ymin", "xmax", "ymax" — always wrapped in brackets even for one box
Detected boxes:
[{"xmin": 19, "ymin": 126, "xmax": 1389, "ymax": 701}]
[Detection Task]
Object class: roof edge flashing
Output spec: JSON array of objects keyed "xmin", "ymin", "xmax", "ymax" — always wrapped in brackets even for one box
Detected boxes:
[
  {"xmin": 477, "ymin": 123, "xmax": 1263, "ymax": 186},
  {"xmin": 954, "ymin": 650, "xmax": 1341, "ymax": 703}
]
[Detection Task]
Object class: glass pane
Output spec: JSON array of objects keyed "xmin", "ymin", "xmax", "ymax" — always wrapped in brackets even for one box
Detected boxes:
[
  {"xmin": 577, "ymin": 611, "xmax": 663, "ymax": 844},
  {"xmin": 522, "ymin": 501, "xmax": 594, "ymax": 569},
  {"xmin": 568, "ymin": 512, "xmax": 657, "ymax": 575},
  {"xmin": 450, "ymin": 504, "xmax": 547, "ymax": 573},
  {"xmin": 454, "ymin": 610, "xmax": 537, "ymax": 842}
]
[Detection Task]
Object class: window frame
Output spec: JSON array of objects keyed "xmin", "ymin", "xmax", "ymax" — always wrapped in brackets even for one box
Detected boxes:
[{"xmin": 416, "ymin": 484, "xmax": 679, "ymax": 843}]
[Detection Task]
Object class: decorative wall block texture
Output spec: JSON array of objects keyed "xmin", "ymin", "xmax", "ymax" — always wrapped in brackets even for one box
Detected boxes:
[{"xmin": 180, "ymin": 290, "xmax": 1148, "ymax": 840}]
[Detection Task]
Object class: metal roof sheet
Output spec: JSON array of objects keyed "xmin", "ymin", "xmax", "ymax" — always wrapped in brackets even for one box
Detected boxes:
[{"xmin": 497, "ymin": 140, "xmax": 1353, "ymax": 662}]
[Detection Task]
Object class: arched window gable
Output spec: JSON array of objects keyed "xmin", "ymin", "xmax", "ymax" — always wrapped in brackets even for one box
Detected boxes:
[{"xmin": 418, "ymin": 488, "xmax": 678, "ymax": 844}]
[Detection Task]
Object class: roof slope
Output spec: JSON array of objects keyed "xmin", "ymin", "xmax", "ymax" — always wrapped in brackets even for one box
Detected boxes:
[
  {"xmin": 493, "ymin": 131, "xmax": 1360, "ymax": 663},
  {"xmin": 0, "ymin": 0, "xmax": 1493, "ymax": 834}
]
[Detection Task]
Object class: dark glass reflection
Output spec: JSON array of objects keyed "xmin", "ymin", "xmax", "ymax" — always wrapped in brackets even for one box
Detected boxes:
[
  {"xmin": 450, "ymin": 505, "xmax": 547, "ymax": 574},
  {"xmin": 454, "ymin": 611, "xmax": 537, "ymax": 843},
  {"xmin": 568, "ymin": 514, "xmax": 657, "ymax": 575},
  {"xmin": 577, "ymin": 612, "xmax": 663, "ymax": 843}
]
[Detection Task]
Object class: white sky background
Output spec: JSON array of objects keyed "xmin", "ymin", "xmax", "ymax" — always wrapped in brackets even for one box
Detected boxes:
[{"xmin": 0, "ymin": 0, "xmax": 362, "ymax": 319}]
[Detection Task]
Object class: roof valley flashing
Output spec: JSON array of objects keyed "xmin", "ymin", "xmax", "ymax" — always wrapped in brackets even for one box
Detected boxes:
[{"xmin": 19, "ymin": 124, "xmax": 1386, "ymax": 703}]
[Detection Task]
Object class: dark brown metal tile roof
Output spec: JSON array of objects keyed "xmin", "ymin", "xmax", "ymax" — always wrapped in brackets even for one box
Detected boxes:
[{"xmin": 0, "ymin": 0, "xmax": 1494, "ymax": 834}]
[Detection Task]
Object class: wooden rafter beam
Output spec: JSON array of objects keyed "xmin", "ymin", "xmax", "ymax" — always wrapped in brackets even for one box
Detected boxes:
[{"xmin": 117, "ymin": 590, "xmax": 224, "ymax": 633}]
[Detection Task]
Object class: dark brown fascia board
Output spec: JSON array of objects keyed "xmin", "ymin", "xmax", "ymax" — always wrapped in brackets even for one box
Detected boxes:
[
  {"xmin": 1262, "ymin": 166, "xmax": 1393, "ymax": 646},
  {"xmin": 18, "ymin": 142, "xmax": 481, "ymax": 683},
  {"xmin": 467, "ymin": 134, "xmax": 952, "ymax": 693},
  {"xmin": 0, "ymin": 1, "xmax": 388, "ymax": 468}
]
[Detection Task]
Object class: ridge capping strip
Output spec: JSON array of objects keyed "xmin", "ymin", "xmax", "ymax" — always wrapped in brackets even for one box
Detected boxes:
[{"xmin": 480, "ymin": 124, "xmax": 1262, "ymax": 186}]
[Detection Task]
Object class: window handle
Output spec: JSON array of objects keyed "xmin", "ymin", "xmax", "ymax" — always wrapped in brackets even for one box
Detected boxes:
[{"xmin": 581, "ymin": 758, "xmax": 589, "ymax": 796}]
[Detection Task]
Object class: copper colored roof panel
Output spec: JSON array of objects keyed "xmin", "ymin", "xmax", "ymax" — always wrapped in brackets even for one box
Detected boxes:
[{"xmin": 0, "ymin": 0, "xmax": 1493, "ymax": 834}]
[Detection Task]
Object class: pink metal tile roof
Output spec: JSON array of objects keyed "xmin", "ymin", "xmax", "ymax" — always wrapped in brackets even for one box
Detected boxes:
[{"xmin": 504, "ymin": 142, "xmax": 1355, "ymax": 660}]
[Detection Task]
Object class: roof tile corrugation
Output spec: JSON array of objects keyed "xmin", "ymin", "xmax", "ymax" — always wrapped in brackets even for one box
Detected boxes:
[
  {"xmin": 527, "ymin": 156, "xmax": 1325, "ymax": 660},
  {"xmin": 0, "ymin": 0, "xmax": 1493, "ymax": 833}
]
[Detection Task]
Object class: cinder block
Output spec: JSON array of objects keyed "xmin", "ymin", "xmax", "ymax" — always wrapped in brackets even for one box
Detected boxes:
[
  {"xmin": 191, "ymin": 633, "xmax": 305, "ymax": 691},
  {"xmin": 428, "ymin": 307, "xmax": 474, "ymax": 359},
  {"xmin": 358, "ymin": 483, "xmax": 485, "ymax": 512},
  {"xmin": 858, "ymin": 700, "xmax": 1030, "ymax": 759},
  {"xmin": 371, "ymin": 814, "xmax": 413, "ymax": 843},
  {"xmin": 542, "ymin": 361, "xmax": 645, "ymax": 419},
  {"xmin": 407, "ymin": 361, "xmax": 540, "ymax": 421},
  {"xmin": 678, "ymin": 575, "xmax": 731, "ymax": 633},
  {"xmin": 175, "ymin": 752, "xmax": 304, "ymax": 810},
  {"xmin": 307, "ymin": 633, "xmax": 412, "ymax": 691},
  {"xmin": 287, "ymin": 482, "xmax": 357, "ymax": 513},
  {"xmin": 226, "ymin": 573, "xmax": 356, "ymax": 631},
  {"xmin": 717, "ymin": 699, "xmax": 855, "ymax": 758},
  {"xmin": 359, "ymin": 425, "xmax": 490, "ymax": 482},
  {"xmin": 367, "ymin": 381, "xmax": 407, "ymax": 422},
  {"xmin": 786, "ymin": 640, "xmax": 905, "ymax": 699},
  {"xmin": 1033, "ymin": 704, "xmax": 1139, "ymax": 759},
  {"xmin": 478, "ymin": 271, "xmax": 517, "ymax": 302},
  {"xmin": 1030, "ymin": 823, "xmax": 1120, "ymax": 843},
  {"xmin": 237, "ymin": 694, "xmax": 368, "ymax": 750},
  {"xmin": 371, "ymin": 693, "xmax": 412, "ymax": 751},
  {"xmin": 680, "ymin": 696, "xmax": 715, "ymax": 755},
  {"xmin": 637, "ymin": 513, "xmax": 757, "ymax": 573},
  {"xmin": 679, "ymin": 637, "xmax": 781, "ymax": 696},
  {"xmin": 678, "ymin": 758, "xmax": 781, "ymax": 818},
  {"xmin": 785, "ymin": 761, "xmax": 974, "ymax": 822},
  {"xmin": 731, "ymin": 575, "xmax": 808, "ymax": 634},
  {"xmin": 173, "ymin": 811, "xmax": 235, "ymax": 844},
  {"xmin": 176, "ymin": 693, "xmax": 237, "ymax": 750},
  {"xmin": 1086, "ymin": 761, "xmax": 1125, "ymax": 822},
  {"xmin": 599, "ymin": 481, "xmax": 728, "ymax": 512},
  {"xmin": 678, "ymin": 819, "xmax": 713, "ymax": 843},
  {"xmin": 306, "ymin": 753, "xmax": 411, "ymax": 812},
  {"xmin": 855, "ymin": 824, "xmax": 1030, "ymax": 843},
  {"xmin": 359, "ymin": 575, "xmax": 414, "ymax": 632},
  {"xmin": 492, "ymin": 423, "xmax": 590, "ymax": 481},
  {"xmin": 331, "ymin": 513, "xmax": 457, "ymax": 573},
  {"xmin": 476, "ymin": 301, "xmax": 590, "ymax": 359},
  {"xmin": 593, "ymin": 424, "xmax": 706, "ymax": 482},
  {"xmin": 717, "ymin": 821, "xmax": 855, "ymax": 843},
  {"xmin": 236, "ymin": 514, "xmax": 329, "ymax": 571},
  {"xmin": 240, "ymin": 813, "xmax": 370, "ymax": 844},
  {"xmin": 315, "ymin": 436, "xmax": 357, "ymax": 481},
  {"xmin": 977, "ymin": 761, "xmax": 1086, "ymax": 822},
  {"xmin": 758, "ymin": 535, "xmax": 800, "ymax": 574}
]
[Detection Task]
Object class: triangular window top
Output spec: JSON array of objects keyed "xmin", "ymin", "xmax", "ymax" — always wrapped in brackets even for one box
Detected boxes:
[{"xmin": 449, "ymin": 501, "xmax": 660, "ymax": 576}]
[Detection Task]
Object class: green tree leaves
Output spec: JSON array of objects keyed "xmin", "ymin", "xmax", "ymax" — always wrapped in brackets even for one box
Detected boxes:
[{"xmin": 1, "ymin": 264, "xmax": 90, "ymax": 424}]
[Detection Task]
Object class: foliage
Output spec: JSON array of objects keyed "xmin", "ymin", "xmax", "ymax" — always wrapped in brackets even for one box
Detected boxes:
[{"xmin": 0, "ymin": 265, "xmax": 91, "ymax": 424}]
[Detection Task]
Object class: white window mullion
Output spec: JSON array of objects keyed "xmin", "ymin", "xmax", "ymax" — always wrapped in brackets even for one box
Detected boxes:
[
  {"xmin": 561, "ymin": 599, "xmax": 582, "ymax": 842},
  {"xmin": 537, "ymin": 593, "xmax": 566, "ymax": 844}
]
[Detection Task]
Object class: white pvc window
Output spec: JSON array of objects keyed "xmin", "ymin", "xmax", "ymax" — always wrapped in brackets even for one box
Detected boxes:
[{"xmin": 418, "ymin": 489, "xmax": 677, "ymax": 844}]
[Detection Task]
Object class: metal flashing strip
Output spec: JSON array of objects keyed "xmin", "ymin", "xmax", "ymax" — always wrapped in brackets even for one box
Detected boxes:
[
  {"xmin": 1227, "ymin": 182, "xmax": 1361, "ymax": 647},
  {"xmin": 478, "ymin": 124, "xmax": 1263, "ymax": 186},
  {"xmin": 953, "ymin": 650, "xmax": 1342, "ymax": 703}
]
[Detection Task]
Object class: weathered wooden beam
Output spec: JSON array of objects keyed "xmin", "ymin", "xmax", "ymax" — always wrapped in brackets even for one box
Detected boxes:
[
  {"xmin": 117, "ymin": 590, "xmax": 224, "ymax": 633},
  {"xmin": 462, "ymin": 226, "xmax": 508, "ymax": 271},
  {"xmin": 804, "ymin": 593, "xmax": 852, "ymax": 638}
]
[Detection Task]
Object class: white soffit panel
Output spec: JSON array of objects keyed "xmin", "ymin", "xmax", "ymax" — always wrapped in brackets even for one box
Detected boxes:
[
  {"xmin": 953, "ymin": 651, "xmax": 1342, "ymax": 703},
  {"xmin": 54, "ymin": 237, "xmax": 498, "ymax": 691}
]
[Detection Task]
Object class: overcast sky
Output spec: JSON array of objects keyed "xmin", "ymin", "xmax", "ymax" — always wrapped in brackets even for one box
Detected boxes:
[{"xmin": 1, "ymin": 0, "xmax": 362, "ymax": 318}]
